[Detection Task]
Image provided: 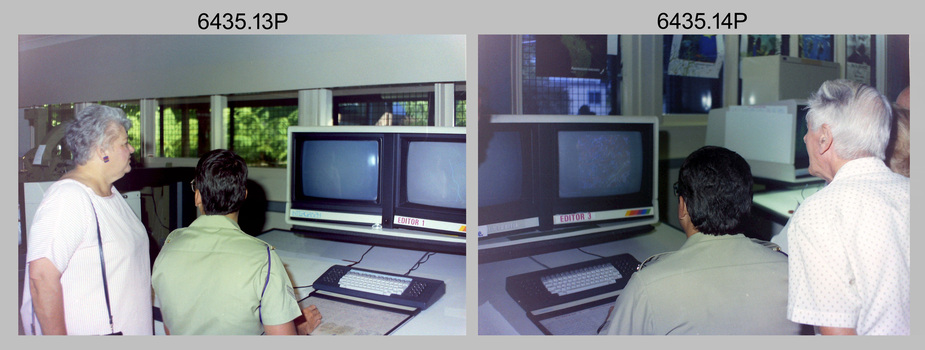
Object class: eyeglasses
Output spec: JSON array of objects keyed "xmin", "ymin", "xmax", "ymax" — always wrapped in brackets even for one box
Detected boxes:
[
  {"xmin": 673, "ymin": 181, "xmax": 680, "ymax": 197},
  {"xmin": 190, "ymin": 180, "xmax": 196, "ymax": 192}
]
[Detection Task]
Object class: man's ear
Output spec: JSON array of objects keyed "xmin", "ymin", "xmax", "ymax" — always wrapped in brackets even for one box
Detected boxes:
[
  {"xmin": 819, "ymin": 124, "xmax": 834, "ymax": 154},
  {"xmin": 194, "ymin": 189, "xmax": 202, "ymax": 208}
]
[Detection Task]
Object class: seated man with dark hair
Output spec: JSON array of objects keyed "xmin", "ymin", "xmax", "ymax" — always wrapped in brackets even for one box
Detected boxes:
[
  {"xmin": 153, "ymin": 149, "xmax": 322, "ymax": 335},
  {"xmin": 599, "ymin": 146, "xmax": 807, "ymax": 335}
]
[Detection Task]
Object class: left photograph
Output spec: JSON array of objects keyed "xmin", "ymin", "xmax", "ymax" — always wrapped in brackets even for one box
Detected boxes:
[{"xmin": 17, "ymin": 34, "xmax": 467, "ymax": 336}]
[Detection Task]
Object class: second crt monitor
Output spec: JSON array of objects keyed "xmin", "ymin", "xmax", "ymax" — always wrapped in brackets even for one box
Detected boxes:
[{"xmin": 706, "ymin": 99, "xmax": 822, "ymax": 184}]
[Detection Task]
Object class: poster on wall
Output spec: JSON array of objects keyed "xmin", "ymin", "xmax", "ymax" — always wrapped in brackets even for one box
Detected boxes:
[
  {"xmin": 667, "ymin": 35, "xmax": 724, "ymax": 78},
  {"xmin": 846, "ymin": 34, "xmax": 875, "ymax": 85},
  {"xmin": 741, "ymin": 35, "xmax": 781, "ymax": 57},
  {"xmin": 798, "ymin": 35, "xmax": 834, "ymax": 61}
]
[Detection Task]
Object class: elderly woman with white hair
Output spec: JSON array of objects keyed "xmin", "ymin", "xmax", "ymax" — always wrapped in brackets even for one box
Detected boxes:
[{"xmin": 22, "ymin": 104, "xmax": 152, "ymax": 335}]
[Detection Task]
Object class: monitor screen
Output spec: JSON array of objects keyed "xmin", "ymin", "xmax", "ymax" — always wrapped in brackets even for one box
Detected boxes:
[
  {"xmin": 558, "ymin": 130, "xmax": 643, "ymax": 198},
  {"xmin": 300, "ymin": 139, "xmax": 379, "ymax": 201},
  {"xmin": 406, "ymin": 141, "xmax": 466, "ymax": 209}
]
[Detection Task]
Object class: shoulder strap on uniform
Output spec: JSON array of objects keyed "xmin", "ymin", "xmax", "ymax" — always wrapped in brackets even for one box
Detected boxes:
[
  {"xmin": 637, "ymin": 251, "xmax": 674, "ymax": 271},
  {"xmin": 749, "ymin": 237, "xmax": 787, "ymax": 256}
]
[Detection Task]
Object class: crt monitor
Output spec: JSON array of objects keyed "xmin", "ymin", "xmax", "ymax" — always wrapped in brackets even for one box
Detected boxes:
[
  {"xmin": 392, "ymin": 133, "xmax": 467, "ymax": 235},
  {"xmin": 478, "ymin": 115, "xmax": 659, "ymax": 261},
  {"xmin": 288, "ymin": 130, "xmax": 391, "ymax": 227},
  {"xmin": 706, "ymin": 99, "xmax": 820, "ymax": 184},
  {"xmin": 286, "ymin": 126, "xmax": 466, "ymax": 252}
]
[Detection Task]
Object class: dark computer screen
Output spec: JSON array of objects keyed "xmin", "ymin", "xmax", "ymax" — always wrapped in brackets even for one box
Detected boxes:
[
  {"xmin": 557, "ymin": 130, "xmax": 643, "ymax": 198},
  {"xmin": 405, "ymin": 141, "xmax": 466, "ymax": 209},
  {"xmin": 479, "ymin": 131, "xmax": 524, "ymax": 207},
  {"xmin": 300, "ymin": 139, "xmax": 380, "ymax": 201}
]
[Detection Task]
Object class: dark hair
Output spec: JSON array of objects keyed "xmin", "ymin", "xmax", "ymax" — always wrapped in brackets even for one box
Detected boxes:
[
  {"xmin": 193, "ymin": 149, "xmax": 248, "ymax": 215},
  {"xmin": 677, "ymin": 146, "xmax": 753, "ymax": 236}
]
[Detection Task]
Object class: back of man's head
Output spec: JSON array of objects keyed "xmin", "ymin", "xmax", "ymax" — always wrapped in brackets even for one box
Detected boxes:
[
  {"xmin": 806, "ymin": 79, "xmax": 892, "ymax": 161},
  {"xmin": 677, "ymin": 146, "xmax": 753, "ymax": 236},
  {"xmin": 194, "ymin": 149, "xmax": 248, "ymax": 215}
]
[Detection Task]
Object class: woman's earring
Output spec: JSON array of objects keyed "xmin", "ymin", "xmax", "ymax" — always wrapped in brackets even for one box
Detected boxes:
[{"xmin": 103, "ymin": 155, "xmax": 110, "ymax": 163}]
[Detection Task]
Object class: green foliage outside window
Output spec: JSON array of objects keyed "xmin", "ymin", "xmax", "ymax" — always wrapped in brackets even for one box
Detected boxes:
[
  {"xmin": 230, "ymin": 105, "xmax": 298, "ymax": 167},
  {"xmin": 455, "ymin": 95, "xmax": 467, "ymax": 127},
  {"xmin": 157, "ymin": 106, "xmax": 208, "ymax": 158}
]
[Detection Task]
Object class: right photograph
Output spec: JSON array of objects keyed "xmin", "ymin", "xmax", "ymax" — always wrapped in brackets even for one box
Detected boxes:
[{"xmin": 476, "ymin": 34, "xmax": 910, "ymax": 335}]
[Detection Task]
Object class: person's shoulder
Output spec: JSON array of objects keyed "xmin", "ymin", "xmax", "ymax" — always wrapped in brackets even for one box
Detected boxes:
[
  {"xmin": 47, "ymin": 178, "xmax": 90, "ymax": 197},
  {"xmin": 161, "ymin": 225, "xmax": 272, "ymax": 260},
  {"xmin": 37, "ymin": 179, "xmax": 93, "ymax": 211},
  {"xmin": 744, "ymin": 238, "xmax": 788, "ymax": 261},
  {"xmin": 237, "ymin": 234, "xmax": 273, "ymax": 249},
  {"xmin": 636, "ymin": 251, "xmax": 676, "ymax": 274},
  {"xmin": 217, "ymin": 227, "xmax": 273, "ymax": 253}
]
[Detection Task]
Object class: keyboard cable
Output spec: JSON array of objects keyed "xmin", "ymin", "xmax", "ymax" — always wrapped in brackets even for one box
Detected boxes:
[
  {"xmin": 345, "ymin": 245, "xmax": 375, "ymax": 267},
  {"xmin": 528, "ymin": 256, "xmax": 550, "ymax": 269},
  {"xmin": 293, "ymin": 245, "xmax": 375, "ymax": 299},
  {"xmin": 577, "ymin": 247, "xmax": 605, "ymax": 258},
  {"xmin": 404, "ymin": 251, "xmax": 436, "ymax": 276}
]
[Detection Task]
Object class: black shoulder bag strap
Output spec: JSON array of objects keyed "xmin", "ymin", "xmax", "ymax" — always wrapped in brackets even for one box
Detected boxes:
[{"xmin": 89, "ymin": 200, "xmax": 120, "ymax": 335}]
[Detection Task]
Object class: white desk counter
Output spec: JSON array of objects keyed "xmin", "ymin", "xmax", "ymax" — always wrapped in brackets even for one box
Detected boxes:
[
  {"xmin": 476, "ymin": 223, "xmax": 685, "ymax": 335},
  {"xmin": 251, "ymin": 229, "xmax": 466, "ymax": 335},
  {"xmin": 751, "ymin": 183, "xmax": 824, "ymax": 224}
]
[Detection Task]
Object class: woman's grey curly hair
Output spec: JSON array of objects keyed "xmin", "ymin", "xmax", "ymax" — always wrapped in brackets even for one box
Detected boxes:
[{"xmin": 64, "ymin": 104, "xmax": 133, "ymax": 165}]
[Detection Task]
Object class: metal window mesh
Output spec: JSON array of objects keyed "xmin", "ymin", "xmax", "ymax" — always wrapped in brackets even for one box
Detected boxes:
[
  {"xmin": 335, "ymin": 92, "xmax": 432, "ymax": 126},
  {"xmin": 455, "ymin": 91, "xmax": 467, "ymax": 126},
  {"xmin": 156, "ymin": 102, "xmax": 211, "ymax": 158}
]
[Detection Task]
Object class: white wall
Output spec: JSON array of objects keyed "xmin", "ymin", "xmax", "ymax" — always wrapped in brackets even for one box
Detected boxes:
[{"xmin": 19, "ymin": 35, "xmax": 466, "ymax": 107}]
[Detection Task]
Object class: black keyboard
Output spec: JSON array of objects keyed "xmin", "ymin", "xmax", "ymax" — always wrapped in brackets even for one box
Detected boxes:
[
  {"xmin": 506, "ymin": 253, "xmax": 640, "ymax": 312},
  {"xmin": 312, "ymin": 265, "xmax": 446, "ymax": 310}
]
